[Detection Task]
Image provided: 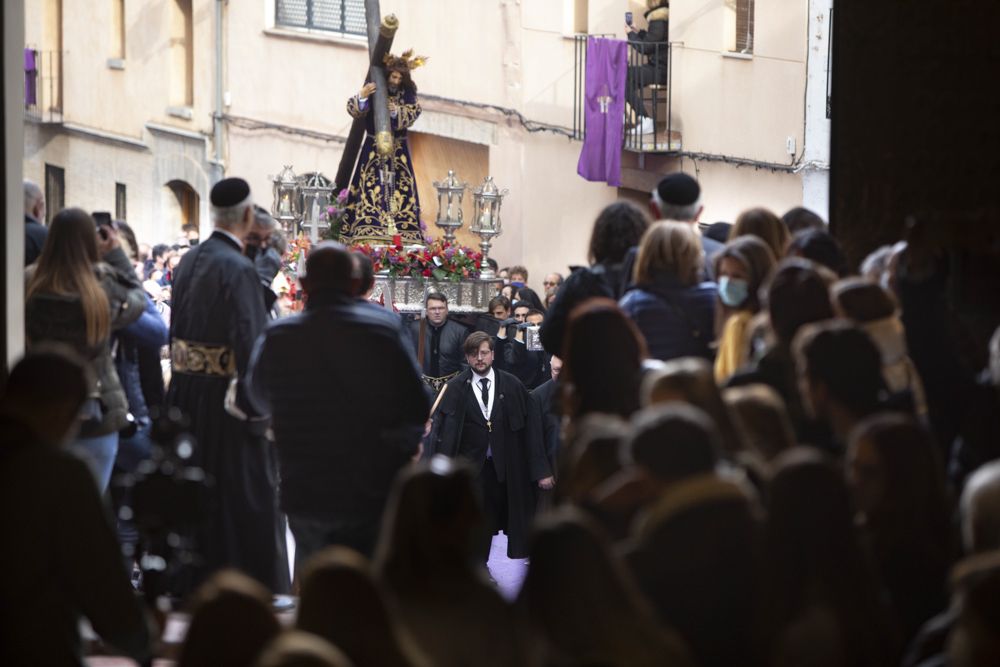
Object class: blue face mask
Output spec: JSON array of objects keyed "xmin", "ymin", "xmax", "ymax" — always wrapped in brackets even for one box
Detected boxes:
[{"xmin": 718, "ymin": 276, "xmax": 749, "ymax": 307}]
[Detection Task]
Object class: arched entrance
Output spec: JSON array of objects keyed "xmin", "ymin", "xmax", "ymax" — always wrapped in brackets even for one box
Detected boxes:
[{"xmin": 165, "ymin": 179, "xmax": 200, "ymax": 243}]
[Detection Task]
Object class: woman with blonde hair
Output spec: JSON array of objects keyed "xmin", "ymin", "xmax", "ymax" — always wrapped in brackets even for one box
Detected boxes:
[
  {"xmin": 25, "ymin": 208, "xmax": 145, "ymax": 491},
  {"xmin": 620, "ymin": 221, "xmax": 716, "ymax": 361},
  {"xmin": 713, "ymin": 235, "xmax": 777, "ymax": 381},
  {"xmin": 729, "ymin": 207, "xmax": 790, "ymax": 260}
]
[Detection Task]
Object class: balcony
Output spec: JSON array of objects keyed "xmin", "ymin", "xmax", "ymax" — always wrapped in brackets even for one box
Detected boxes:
[
  {"xmin": 573, "ymin": 35, "xmax": 680, "ymax": 154},
  {"xmin": 24, "ymin": 49, "xmax": 63, "ymax": 124}
]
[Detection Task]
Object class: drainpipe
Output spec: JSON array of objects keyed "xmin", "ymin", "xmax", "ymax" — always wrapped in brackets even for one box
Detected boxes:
[{"xmin": 211, "ymin": 0, "xmax": 225, "ymax": 184}]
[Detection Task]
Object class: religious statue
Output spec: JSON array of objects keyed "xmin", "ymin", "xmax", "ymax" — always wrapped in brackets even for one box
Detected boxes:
[{"xmin": 343, "ymin": 50, "xmax": 427, "ymax": 244}]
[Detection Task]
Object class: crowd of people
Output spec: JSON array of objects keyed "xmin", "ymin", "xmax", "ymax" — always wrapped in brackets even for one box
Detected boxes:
[{"xmin": 3, "ymin": 172, "xmax": 1000, "ymax": 666}]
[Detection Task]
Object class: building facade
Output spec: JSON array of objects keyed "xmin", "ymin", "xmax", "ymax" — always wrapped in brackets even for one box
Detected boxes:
[{"xmin": 23, "ymin": 0, "xmax": 828, "ymax": 284}]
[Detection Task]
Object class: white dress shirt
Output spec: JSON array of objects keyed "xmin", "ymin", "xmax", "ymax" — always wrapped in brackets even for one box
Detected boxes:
[{"xmin": 472, "ymin": 366, "xmax": 496, "ymax": 423}]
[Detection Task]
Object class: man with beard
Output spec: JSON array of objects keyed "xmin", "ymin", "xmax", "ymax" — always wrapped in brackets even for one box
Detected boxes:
[
  {"xmin": 426, "ymin": 331, "xmax": 554, "ymax": 563},
  {"xmin": 167, "ymin": 177, "xmax": 288, "ymax": 594}
]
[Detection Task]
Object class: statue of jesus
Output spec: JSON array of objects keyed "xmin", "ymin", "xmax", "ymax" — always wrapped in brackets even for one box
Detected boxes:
[{"xmin": 343, "ymin": 50, "xmax": 427, "ymax": 244}]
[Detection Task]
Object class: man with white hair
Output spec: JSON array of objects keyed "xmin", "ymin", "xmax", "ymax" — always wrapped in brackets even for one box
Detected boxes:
[
  {"xmin": 23, "ymin": 179, "xmax": 47, "ymax": 265},
  {"xmin": 649, "ymin": 172, "xmax": 721, "ymax": 279},
  {"xmin": 167, "ymin": 177, "xmax": 288, "ymax": 594}
]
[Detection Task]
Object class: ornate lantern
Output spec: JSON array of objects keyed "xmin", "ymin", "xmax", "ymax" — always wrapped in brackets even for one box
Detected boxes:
[
  {"xmin": 299, "ymin": 172, "xmax": 335, "ymax": 243},
  {"xmin": 432, "ymin": 170, "xmax": 468, "ymax": 243},
  {"xmin": 271, "ymin": 165, "xmax": 300, "ymax": 234},
  {"xmin": 470, "ymin": 176, "xmax": 508, "ymax": 280}
]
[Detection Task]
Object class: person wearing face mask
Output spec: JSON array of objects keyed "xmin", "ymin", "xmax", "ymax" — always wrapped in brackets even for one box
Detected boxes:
[
  {"xmin": 713, "ymin": 236, "xmax": 777, "ymax": 382},
  {"xmin": 246, "ymin": 206, "xmax": 282, "ymax": 316}
]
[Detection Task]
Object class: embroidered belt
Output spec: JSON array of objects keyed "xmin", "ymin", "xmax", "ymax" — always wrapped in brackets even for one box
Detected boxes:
[
  {"xmin": 422, "ymin": 371, "xmax": 459, "ymax": 394},
  {"xmin": 171, "ymin": 339, "xmax": 237, "ymax": 378}
]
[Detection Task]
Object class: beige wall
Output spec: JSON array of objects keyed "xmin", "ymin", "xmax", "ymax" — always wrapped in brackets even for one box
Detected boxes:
[{"xmin": 23, "ymin": 0, "xmax": 814, "ymax": 283}]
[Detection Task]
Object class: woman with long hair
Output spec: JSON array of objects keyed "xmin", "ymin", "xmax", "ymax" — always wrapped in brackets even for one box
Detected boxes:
[
  {"xmin": 25, "ymin": 208, "xmax": 145, "ymax": 491},
  {"xmin": 619, "ymin": 221, "xmax": 716, "ymax": 362},
  {"xmin": 712, "ymin": 236, "xmax": 776, "ymax": 382},
  {"xmin": 729, "ymin": 207, "xmax": 790, "ymax": 260}
]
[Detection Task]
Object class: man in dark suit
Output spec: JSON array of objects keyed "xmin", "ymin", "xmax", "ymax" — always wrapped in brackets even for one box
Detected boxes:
[
  {"xmin": 24, "ymin": 179, "xmax": 48, "ymax": 265},
  {"xmin": 249, "ymin": 243, "xmax": 428, "ymax": 571},
  {"xmin": 427, "ymin": 331, "xmax": 554, "ymax": 562},
  {"xmin": 409, "ymin": 291, "xmax": 469, "ymax": 392},
  {"xmin": 167, "ymin": 177, "xmax": 287, "ymax": 594},
  {"xmin": 531, "ymin": 354, "xmax": 563, "ymax": 471}
]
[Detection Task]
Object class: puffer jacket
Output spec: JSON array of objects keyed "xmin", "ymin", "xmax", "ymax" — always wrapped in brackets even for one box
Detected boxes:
[
  {"xmin": 628, "ymin": 1, "xmax": 670, "ymax": 68},
  {"xmin": 619, "ymin": 274, "xmax": 717, "ymax": 362},
  {"xmin": 25, "ymin": 247, "xmax": 146, "ymax": 435}
]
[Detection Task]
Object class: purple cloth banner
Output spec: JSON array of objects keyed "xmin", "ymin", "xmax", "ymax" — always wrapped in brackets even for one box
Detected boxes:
[
  {"xmin": 24, "ymin": 48, "xmax": 37, "ymax": 106},
  {"xmin": 577, "ymin": 37, "xmax": 627, "ymax": 187}
]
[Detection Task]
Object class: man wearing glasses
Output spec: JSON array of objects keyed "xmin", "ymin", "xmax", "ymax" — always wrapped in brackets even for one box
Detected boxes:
[{"xmin": 410, "ymin": 291, "xmax": 469, "ymax": 392}]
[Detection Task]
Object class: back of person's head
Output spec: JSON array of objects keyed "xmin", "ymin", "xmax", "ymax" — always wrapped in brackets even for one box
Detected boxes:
[
  {"xmin": 652, "ymin": 172, "xmax": 702, "ymax": 222},
  {"xmin": 302, "ymin": 242, "xmax": 357, "ymax": 297},
  {"xmin": 0, "ymin": 344, "xmax": 93, "ymax": 445},
  {"xmin": 722, "ymin": 384, "xmax": 796, "ymax": 461},
  {"xmin": 515, "ymin": 286, "xmax": 546, "ymax": 313},
  {"xmin": 847, "ymin": 413, "xmax": 949, "ymax": 535},
  {"xmin": 729, "ymin": 207, "xmax": 789, "ymax": 260},
  {"xmin": 375, "ymin": 456, "xmax": 483, "ymax": 586},
  {"xmin": 713, "ymin": 235, "xmax": 777, "ymax": 314},
  {"xmin": 24, "ymin": 179, "xmax": 44, "ymax": 216},
  {"xmin": 519, "ymin": 509, "xmax": 691, "ymax": 666},
  {"xmin": 255, "ymin": 631, "xmax": 355, "ymax": 667},
  {"xmin": 786, "ymin": 229, "xmax": 849, "ymax": 277},
  {"xmin": 210, "ymin": 177, "xmax": 254, "ymax": 232},
  {"xmin": 781, "ymin": 206, "xmax": 826, "ymax": 234},
  {"xmin": 561, "ymin": 414, "xmax": 631, "ymax": 502},
  {"xmin": 562, "ymin": 299, "xmax": 646, "ymax": 419},
  {"xmin": 298, "ymin": 548, "xmax": 423, "ymax": 667},
  {"xmin": 831, "ymin": 277, "xmax": 897, "ymax": 323},
  {"xmin": 27, "ymin": 207, "xmax": 110, "ymax": 347},
  {"xmin": 764, "ymin": 258, "xmax": 835, "ymax": 346},
  {"xmin": 152, "ymin": 243, "xmax": 171, "ymax": 261},
  {"xmin": 634, "ymin": 221, "xmax": 703, "ymax": 286},
  {"xmin": 353, "ymin": 252, "xmax": 376, "ymax": 296},
  {"xmin": 641, "ymin": 357, "xmax": 748, "ymax": 456},
  {"xmin": 961, "ymin": 461, "xmax": 1000, "ymax": 554},
  {"xmin": 794, "ymin": 320, "xmax": 886, "ymax": 419},
  {"xmin": 948, "ymin": 554, "xmax": 1000, "ymax": 667},
  {"xmin": 588, "ymin": 201, "xmax": 649, "ymax": 265},
  {"xmin": 764, "ymin": 448, "xmax": 891, "ymax": 660},
  {"xmin": 178, "ymin": 570, "xmax": 281, "ymax": 667},
  {"xmin": 627, "ymin": 404, "xmax": 720, "ymax": 483},
  {"xmin": 116, "ymin": 221, "xmax": 139, "ymax": 262},
  {"xmin": 704, "ymin": 222, "xmax": 732, "ymax": 245}
]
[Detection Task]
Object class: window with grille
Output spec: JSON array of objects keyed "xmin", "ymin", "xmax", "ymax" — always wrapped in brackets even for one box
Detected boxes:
[
  {"xmin": 115, "ymin": 183, "xmax": 127, "ymax": 221},
  {"xmin": 735, "ymin": 0, "xmax": 755, "ymax": 53},
  {"xmin": 275, "ymin": 0, "xmax": 367, "ymax": 36},
  {"xmin": 44, "ymin": 164, "xmax": 65, "ymax": 224}
]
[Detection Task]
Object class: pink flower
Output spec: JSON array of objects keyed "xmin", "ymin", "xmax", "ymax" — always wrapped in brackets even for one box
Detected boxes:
[{"xmin": 337, "ymin": 189, "xmax": 350, "ymax": 204}]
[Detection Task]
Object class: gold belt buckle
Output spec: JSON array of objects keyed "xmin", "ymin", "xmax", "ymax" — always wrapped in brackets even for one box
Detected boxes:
[{"xmin": 172, "ymin": 339, "xmax": 237, "ymax": 377}]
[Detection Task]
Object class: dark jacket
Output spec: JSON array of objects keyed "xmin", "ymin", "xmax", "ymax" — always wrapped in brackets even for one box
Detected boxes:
[
  {"xmin": 409, "ymin": 317, "xmax": 469, "ymax": 378},
  {"xmin": 540, "ymin": 261, "xmax": 628, "ymax": 357},
  {"xmin": 0, "ymin": 422, "xmax": 151, "ymax": 665},
  {"xmin": 627, "ymin": 4, "xmax": 670, "ymax": 68},
  {"xmin": 619, "ymin": 275, "xmax": 717, "ymax": 361},
  {"xmin": 494, "ymin": 332, "xmax": 550, "ymax": 390},
  {"xmin": 115, "ymin": 295, "xmax": 169, "ymax": 423},
  {"xmin": 249, "ymin": 293, "xmax": 429, "ymax": 521},
  {"xmin": 25, "ymin": 214, "xmax": 48, "ymax": 266},
  {"xmin": 427, "ymin": 368, "xmax": 551, "ymax": 557},
  {"xmin": 25, "ymin": 247, "xmax": 147, "ymax": 434},
  {"xmin": 531, "ymin": 378, "xmax": 561, "ymax": 470}
]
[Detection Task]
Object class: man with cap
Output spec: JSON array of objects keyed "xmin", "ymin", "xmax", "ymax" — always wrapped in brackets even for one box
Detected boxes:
[
  {"xmin": 624, "ymin": 172, "xmax": 721, "ymax": 283},
  {"xmin": 167, "ymin": 177, "xmax": 288, "ymax": 594}
]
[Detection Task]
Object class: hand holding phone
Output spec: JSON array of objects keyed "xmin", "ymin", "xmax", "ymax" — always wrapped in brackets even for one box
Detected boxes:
[{"xmin": 626, "ymin": 11, "xmax": 634, "ymax": 25}]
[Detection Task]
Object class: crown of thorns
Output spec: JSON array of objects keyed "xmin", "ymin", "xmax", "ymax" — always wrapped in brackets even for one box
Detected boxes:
[{"xmin": 383, "ymin": 49, "xmax": 428, "ymax": 73}]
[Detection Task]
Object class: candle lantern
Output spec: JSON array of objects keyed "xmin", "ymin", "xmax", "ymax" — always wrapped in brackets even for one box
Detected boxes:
[
  {"xmin": 271, "ymin": 165, "xmax": 301, "ymax": 235},
  {"xmin": 299, "ymin": 172, "xmax": 335, "ymax": 243},
  {"xmin": 432, "ymin": 170, "xmax": 468, "ymax": 243},
  {"xmin": 470, "ymin": 176, "xmax": 508, "ymax": 280}
]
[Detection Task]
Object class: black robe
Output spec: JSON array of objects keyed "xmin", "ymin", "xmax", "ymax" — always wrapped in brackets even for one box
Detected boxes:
[
  {"xmin": 426, "ymin": 368, "xmax": 550, "ymax": 558},
  {"xmin": 167, "ymin": 230, "xmax": 288, "ymax": 593}
]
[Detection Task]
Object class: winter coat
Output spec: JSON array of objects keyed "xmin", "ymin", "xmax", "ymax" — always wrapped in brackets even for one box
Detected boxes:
[{"xmin": 619, "ymin": 274, "xmax": 717, "ymax": 362}]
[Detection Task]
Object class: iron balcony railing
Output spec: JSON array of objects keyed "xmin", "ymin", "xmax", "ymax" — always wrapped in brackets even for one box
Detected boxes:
[
  {"xmin": 24, "ymin": 49, "xmax": 63, "ymax": 123},
  {"xmin": 573, "ymin": 35, "xmax": 676, "ymax": 153}
]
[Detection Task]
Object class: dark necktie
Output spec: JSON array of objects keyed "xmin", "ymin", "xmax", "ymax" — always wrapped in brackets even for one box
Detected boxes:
[
  {"xmin": 479, "ymin": 378, "xmax": 490, "ymax": 412},
  {"xmin": 429, "ymin": 326, "xmax": 441, "ymax": 377}
]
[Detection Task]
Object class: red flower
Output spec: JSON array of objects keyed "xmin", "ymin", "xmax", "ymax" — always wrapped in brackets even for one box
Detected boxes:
[
  {"xmin": 392, "ymin": 235, "xmax": 403, "ymax": 249},
  {"xmin": 422, "ymin": 268, "xmax": 432, "ymax": 277}
]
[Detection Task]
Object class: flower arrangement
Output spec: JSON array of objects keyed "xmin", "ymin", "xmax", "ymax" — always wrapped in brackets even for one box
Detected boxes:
[
  {"xmin": 278, "ymin": 234, "xmax": 312, "ymax": 312},
  {"xmin": 323, "ymin": 188, "xmax": 351, "ymax": 241},
  {"xmin": 354, "ymin": 238, "xmax": 483, "ymax": 282}
]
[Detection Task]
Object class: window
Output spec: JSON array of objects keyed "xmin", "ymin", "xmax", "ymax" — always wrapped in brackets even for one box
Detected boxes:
[
  {"xmin": 169, "ymin": 0, "xmax": 193, "ymax": 106},
  {"xmin": 724, "ymin": 0, "xmax": 755, "ymax": 54},
  {"xmin": 275, "ymin": 0, "xmax": 367, "ymax": 36},
  {"xmin": 111, "ymin": 0, "xmax": 125, "ymax": 59},
  {"xmin": 44, "ymin": 164, "xmax": 65, "ymax": 224},
  {"xmin": 115, "ymin": 183, "xmax": 127, "ymax": 221},
  {"xmin": 167, "ymin": 180, "xmax": 199, "ymax": 231}
]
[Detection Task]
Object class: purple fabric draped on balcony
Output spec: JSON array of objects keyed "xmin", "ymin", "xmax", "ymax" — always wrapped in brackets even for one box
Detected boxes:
[
  {"xmin": 577, "ymin": 37, "xmax": 627, "ymax": 187},
  {"xmin": 24, "ymin": 48, "xmax": 37, "ymax": 106}
]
